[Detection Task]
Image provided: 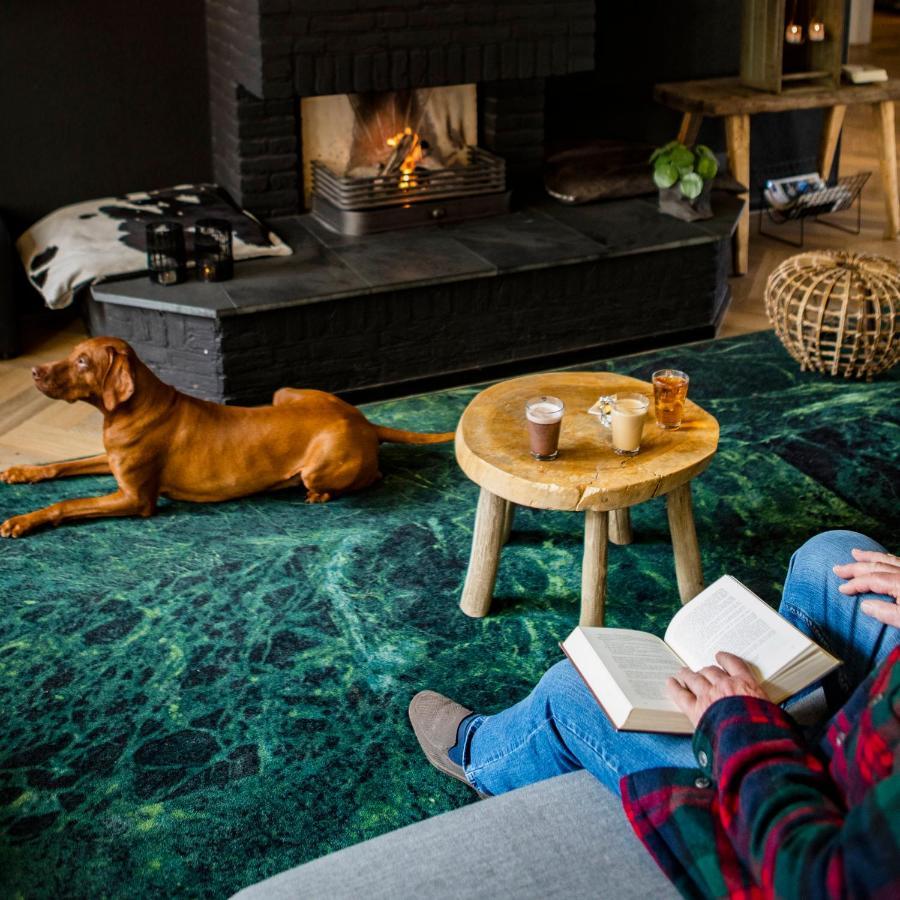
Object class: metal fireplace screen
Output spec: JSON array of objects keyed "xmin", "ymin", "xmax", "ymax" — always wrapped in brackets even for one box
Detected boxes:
[{"xmin": 312, "ymin": 147, "xmax": 505, "ymax": 211}]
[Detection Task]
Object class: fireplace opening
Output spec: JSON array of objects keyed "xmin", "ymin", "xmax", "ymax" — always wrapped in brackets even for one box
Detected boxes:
[{"xmin": 301, "ymin": 85, "xmax": 509, "ymax": 235}]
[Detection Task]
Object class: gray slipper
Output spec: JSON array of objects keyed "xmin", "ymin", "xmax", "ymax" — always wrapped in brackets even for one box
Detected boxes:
[{"xmin": 408, "ymin": 690, "xmax": 485, "ymax": 797}]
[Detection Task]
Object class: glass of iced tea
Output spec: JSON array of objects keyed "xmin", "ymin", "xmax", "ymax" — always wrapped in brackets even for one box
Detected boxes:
[{"xmin": 652, "ymin": 369, "xmax": 689, "ymax": 430}]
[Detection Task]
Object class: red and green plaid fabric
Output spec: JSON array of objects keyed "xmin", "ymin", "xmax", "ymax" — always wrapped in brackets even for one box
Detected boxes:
[{"xmin": 622, "ymin": 646, "xmax": 900, "ymax": 899}]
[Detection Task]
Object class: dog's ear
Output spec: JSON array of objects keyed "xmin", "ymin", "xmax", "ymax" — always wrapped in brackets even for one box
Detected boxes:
[{"xmin": 101, "ymin": 347, "xmax": 136, "ymax": 412}]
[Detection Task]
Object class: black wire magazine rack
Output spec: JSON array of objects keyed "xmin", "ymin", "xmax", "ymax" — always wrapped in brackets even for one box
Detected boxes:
[{"xmin": 759, "ymin": 172, "xmax": 871, "ymax": 248}]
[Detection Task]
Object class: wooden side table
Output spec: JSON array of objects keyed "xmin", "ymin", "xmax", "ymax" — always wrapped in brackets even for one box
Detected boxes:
[
  {"xmin": 455, "ymin": 372, "xmax": 720, "ymax": 626},
  {"xmin": 653, "ymin": 77, "xmax": 900, "ymax": 275}
]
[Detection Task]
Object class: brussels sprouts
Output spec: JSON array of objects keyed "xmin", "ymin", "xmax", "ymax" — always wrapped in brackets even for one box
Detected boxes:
[
  {"xmin": 653, "ymin": 159, "xmax": 679, "ymax": 189},
  {"xmin": 649, "ymin": 140, "xmax": 718, "ymax": 203},
  {"xmin": 679, "ymin": 172, "xmax": 704, "ymax": 200}
]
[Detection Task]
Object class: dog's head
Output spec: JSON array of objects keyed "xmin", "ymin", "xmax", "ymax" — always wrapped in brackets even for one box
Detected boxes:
[{"xmin": 32, "ymin": 337, "xmax": 137, "ymax": 412}]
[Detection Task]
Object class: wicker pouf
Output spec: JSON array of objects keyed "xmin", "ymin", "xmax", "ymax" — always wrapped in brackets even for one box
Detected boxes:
[{"xmin": 765, "ymin": 250, "xmax": 899, "ymax": 380}]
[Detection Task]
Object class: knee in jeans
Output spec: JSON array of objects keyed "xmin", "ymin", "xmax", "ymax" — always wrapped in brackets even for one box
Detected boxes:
[
  {"xmin": 532, "ymin": 660, "xmax": 583, "ymax": 710},
  {"xmin": 793, "ymin": 530, "xmax": 881, "ymax": 571}
]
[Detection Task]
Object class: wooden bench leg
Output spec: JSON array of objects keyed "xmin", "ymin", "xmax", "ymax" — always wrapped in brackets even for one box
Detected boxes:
[
  {"xmin": 818, "ymin": 104, "xmax": 846, "ymax": 178},
  {"xmin": 666, "ymin": 483, "xmax": 704, "ymax": 604},
  {"xmin": 724, "ymin": 113, "xmax": 751, "ymax": 276},
  {"xmin": 873, "ymin": 100, "xmax": 900, "ymax": 240},
  {"xmin": 678, "ymin": 112, "xmax": 703, "ymax": 147},
  {"xmin": 581, "ymin": 509, "xmax": 609, "ymax": 626},
  {"xmin": 460, "ymin": 488, "xmax": 507, "ymax": 618},
  {"xmin": 609, "ymin": 507, "xmax": 633, "ymax": 546},
  {"xmin": 501, "ymin": 501, "xmax": 516, "ymax": 545}
]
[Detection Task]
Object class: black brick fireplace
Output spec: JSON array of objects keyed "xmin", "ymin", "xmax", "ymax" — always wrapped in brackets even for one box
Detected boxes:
[
  {"xmin": 206, "ymin": 0, "xmax": 595, "ymax": 219},
  {"xmin": 88, "ymin": 1, "xmax": 742, "ymax": 405}
]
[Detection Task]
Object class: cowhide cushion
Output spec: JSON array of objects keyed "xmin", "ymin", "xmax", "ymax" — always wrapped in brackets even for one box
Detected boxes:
[{"xmin": 16, "ymin": 184, "xmax": 292, "ymax": 309}]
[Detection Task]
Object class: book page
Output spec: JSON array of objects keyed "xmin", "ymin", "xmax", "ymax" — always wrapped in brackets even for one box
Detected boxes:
[
  {"xmin": 664, "ymin": 576, "xmax": 809, "ymax": 679},
  {"xmin": 580, "ymin": 629, "xmax": 685, "ymax": 712}
]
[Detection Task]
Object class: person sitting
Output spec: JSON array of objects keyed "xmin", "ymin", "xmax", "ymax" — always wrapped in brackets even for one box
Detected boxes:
[{"xmin": 409, "ymin": 530, "xmax": 900, "ymax": 897}]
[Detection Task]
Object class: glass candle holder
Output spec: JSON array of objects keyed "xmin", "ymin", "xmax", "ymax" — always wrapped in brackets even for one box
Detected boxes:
[
  {"xmin": 808, "ymin": 18, "xmax": 825, "ymax": 41},
  {"xmin": 195, "ymin": 218, "xmax": 234, "ymax": 282},
  {"xmin": 146, "ymin": 221, "xmax": 187, "ymax": 285},
  {"xmin": 785, "ymin": 22, "xmax": 804, "ymax": 44}
]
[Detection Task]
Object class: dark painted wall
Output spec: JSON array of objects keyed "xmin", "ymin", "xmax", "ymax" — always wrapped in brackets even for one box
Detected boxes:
[
  {"xmin": 0, "ymin": 1, "xmax": 212, "ymax": 239},
  {"xmin": 0, "ymin": 0, "xmax": 834, "ymax": 241}
]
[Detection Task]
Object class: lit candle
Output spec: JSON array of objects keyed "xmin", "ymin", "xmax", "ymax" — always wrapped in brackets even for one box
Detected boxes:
[
  {"xmin": 809, "ymin": 19, "xmax": 825, "ymax": 41},
  {"xmin": 785, "ymin": 22, "xmax": 804, "ymax": 44}
]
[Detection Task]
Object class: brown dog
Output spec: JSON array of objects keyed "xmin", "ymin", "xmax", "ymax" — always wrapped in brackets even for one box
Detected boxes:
[{"xmin": 0, "ymin": 337, "xmax": 454, "ymax": 538}]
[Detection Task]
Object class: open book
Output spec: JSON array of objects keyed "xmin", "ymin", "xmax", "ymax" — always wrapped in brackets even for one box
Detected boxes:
[{"xmin": 561, "ymin": 575, "xmax": 840, "ymax": 734}]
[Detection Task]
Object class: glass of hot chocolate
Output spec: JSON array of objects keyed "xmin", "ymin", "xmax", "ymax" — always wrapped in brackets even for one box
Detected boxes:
[{"xmin": 525, "ymin": 396, "xmax": 564, "ymax": 460}]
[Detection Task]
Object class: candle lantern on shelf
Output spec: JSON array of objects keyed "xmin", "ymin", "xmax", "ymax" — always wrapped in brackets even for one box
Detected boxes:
[
  {"xmin": 741, "ymin": 0, "xmax": 843, "ymax": 93},
  {"xmin": 194, "ymin": 219, "xmax": 234, "ymax": 282},
  {"xmin": 146, "ymin": 221, "xmax": 187, "ymax": 286},
  {"xmin": 784, "ymin": 0, "xmax": 804, "ymax": 43},
  {"xmin": 785, "ymin": 22, "xmax": 804, "ymax": 43}
]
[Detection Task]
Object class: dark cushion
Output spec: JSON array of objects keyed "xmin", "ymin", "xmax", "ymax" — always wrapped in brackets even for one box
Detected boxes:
[{"xmin": 545, "ymin": 140, "xmax": 747, "ymax": 206}]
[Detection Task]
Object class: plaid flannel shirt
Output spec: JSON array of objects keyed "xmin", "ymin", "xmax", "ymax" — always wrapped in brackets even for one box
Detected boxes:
[{"xmin": 621, "ymin": 645, "xmax": 900, "ymax": 899}]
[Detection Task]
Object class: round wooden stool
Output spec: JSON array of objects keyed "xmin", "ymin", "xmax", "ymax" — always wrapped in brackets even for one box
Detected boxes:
[{"xmin": 455, "ymin": 371, "xmax": 720, "ymax": 625}]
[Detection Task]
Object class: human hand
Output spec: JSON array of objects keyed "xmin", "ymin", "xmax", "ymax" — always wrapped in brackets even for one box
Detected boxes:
[
  {"xmin": 665, "ymin": 652, "xmax": 768, "ymax": 729},
  {"xmin": 833, "ymin": 548, "xmax": 900, "ymax": 628}
]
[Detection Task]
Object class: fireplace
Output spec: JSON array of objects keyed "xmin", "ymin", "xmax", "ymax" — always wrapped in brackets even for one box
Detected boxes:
[
  {"xmin": 205, "ymin": 0, "xmax": 596, "ymax": 222},
  {"xmin": 301, "ymin": 84, "xmax": 509, "ymax": 234}
]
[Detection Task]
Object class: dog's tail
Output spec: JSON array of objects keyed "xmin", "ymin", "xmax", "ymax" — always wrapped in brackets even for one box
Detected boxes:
[{"xmin": 373, "ymin": 425, "xmax": 455, "ymax": 445}]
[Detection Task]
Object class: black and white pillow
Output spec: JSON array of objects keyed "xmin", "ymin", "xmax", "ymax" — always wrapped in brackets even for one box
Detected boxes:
[{"xmin": 16, "ymin": 183, "xmax": 293, "ymax": 309}]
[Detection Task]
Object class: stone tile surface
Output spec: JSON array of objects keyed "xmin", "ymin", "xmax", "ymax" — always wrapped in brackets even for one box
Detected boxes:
[
  {"xmin": 93, "ymin": 196, "xmax": 743, "ymax": 318},
  {"xmin": 438, "ymin": 208, "xmax": 607, "ymax": 272}
]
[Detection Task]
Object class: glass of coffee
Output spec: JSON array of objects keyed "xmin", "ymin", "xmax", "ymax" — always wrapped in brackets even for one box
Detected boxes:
[
  {"xmin": 594, "ymin": 393, "xmax": 649, "ymax": 456},
  {"xmin": 652, "ymin": 369, "xmax": 689, "ymax": 430},
  {"xmin": 525, "ymin": 396, "xmax": 564, "ymax": 460}
]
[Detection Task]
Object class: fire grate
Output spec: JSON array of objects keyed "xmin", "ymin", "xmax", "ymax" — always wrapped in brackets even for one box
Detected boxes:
[{"xmin": 310, "ymin": 146, "xmax": 510, "ymax": 236}]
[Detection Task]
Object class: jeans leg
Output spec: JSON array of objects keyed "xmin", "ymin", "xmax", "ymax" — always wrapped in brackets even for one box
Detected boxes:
[
  {"xmin": 464, "ymin": 660, "xmax": 695, "ymax": 797},
  {"xmin": 778, "ymin": 530, "xmax": 900, "ymax": 710}
]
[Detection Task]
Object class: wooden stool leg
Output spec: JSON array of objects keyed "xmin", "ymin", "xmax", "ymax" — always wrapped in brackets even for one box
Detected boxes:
[
  {"xmin": 501, "ymin": 501, "xmax": 516, "ymax": 545},
  {"xmin": 818, "ymin": 104, "xmax": 846, "ymax": 178},
  {"xmin": 609, "ymin": 507, "xmax": 633, "ymax": 546},
  {"xmin": 666, "ymin": 483, "xmax": 704, "ymax": 605},
  {"xmin": 873, "ymin": 100, "xmax": 899, "ymax": 240},
  {"xmin": 724, "ymin": 113, "xmax": 751, "ymax": 276},
  {"xmin": 678, "ymin": 112, "xmax": 703, "ymax": 147},
  {"xmin": 460, "ymin": 488, "xmax": 508, "ymax": 618},
  {"xmin": 581, "ymin": 509, "xmax": 609, "ymax": 626}
]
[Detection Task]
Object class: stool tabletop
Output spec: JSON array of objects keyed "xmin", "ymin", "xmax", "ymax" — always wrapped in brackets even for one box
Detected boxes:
[{"xmin": 455, "ymin": 371, "xmax": 719, "ymax": 512}]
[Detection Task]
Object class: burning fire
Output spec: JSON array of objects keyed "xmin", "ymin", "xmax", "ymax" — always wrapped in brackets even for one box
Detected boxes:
[{"xmin": 386, "ymin": 126, "xmax": 422, "ymax": 189}]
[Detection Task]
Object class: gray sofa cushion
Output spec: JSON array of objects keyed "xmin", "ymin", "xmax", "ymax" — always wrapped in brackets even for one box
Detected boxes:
[{"xmin": 230, "ymin": 770, "xmax": 679, "ymax": 899}]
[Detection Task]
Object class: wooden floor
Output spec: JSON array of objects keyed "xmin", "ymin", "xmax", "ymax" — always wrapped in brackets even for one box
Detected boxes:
[{"xmin": 2, "ymin": 13, "xmax": 899, "ymax": 468}]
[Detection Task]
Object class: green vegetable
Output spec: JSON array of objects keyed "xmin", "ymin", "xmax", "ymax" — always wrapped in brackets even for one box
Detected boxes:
[
  {"xmin": 649, "ymin": 140, "xmax": 717, "ymax": 202},
  {"xmin": 653, "ymin": 159, "xmax": 679, "ymax": 189},
  {"xmin": 679, "ymin": 172, "xmax": 704, "ymax": 200}
]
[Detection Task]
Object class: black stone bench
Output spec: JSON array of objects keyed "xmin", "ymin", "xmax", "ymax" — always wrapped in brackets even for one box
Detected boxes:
[{"xmin": 88, "ymin": 196, "xmax": 742, "ymax": 405}]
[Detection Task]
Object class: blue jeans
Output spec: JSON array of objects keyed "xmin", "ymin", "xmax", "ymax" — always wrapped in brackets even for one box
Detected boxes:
[{"xmin": 464, "ymin": 530, "xmax": 900, "ymax": 797}]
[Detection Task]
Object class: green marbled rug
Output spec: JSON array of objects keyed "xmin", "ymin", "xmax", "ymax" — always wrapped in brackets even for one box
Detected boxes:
[{"xmin": 1, "ymin": 331, "xmax": 897, "ymax": 898}]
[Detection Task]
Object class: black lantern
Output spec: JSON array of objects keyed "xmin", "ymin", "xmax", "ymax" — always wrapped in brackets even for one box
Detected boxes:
[
  {"xmin": 146, "ymin": 221, "xmax": 187, "ymax": 285},
  {"xmin": 194, "ymin": 218, "xmax": 234, "ymax": 282}
]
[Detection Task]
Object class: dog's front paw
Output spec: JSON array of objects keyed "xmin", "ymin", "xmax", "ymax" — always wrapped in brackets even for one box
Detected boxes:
[
  {"xmin": 1, "ymin": 466, "xmax": 49, "ymax": 484},
  {"xmin": 0, "ymin": 514, "xmax": 39, "ymax": 538}
]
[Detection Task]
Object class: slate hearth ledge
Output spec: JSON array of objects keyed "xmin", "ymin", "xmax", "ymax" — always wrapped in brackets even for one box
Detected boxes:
[
  {"xmin": 91, "ymin": 196, "xmax": 741, "ymax": 319},
  {"xmin": 88, "ymin": 196, "xmax": 741, "ymax": 404}
]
